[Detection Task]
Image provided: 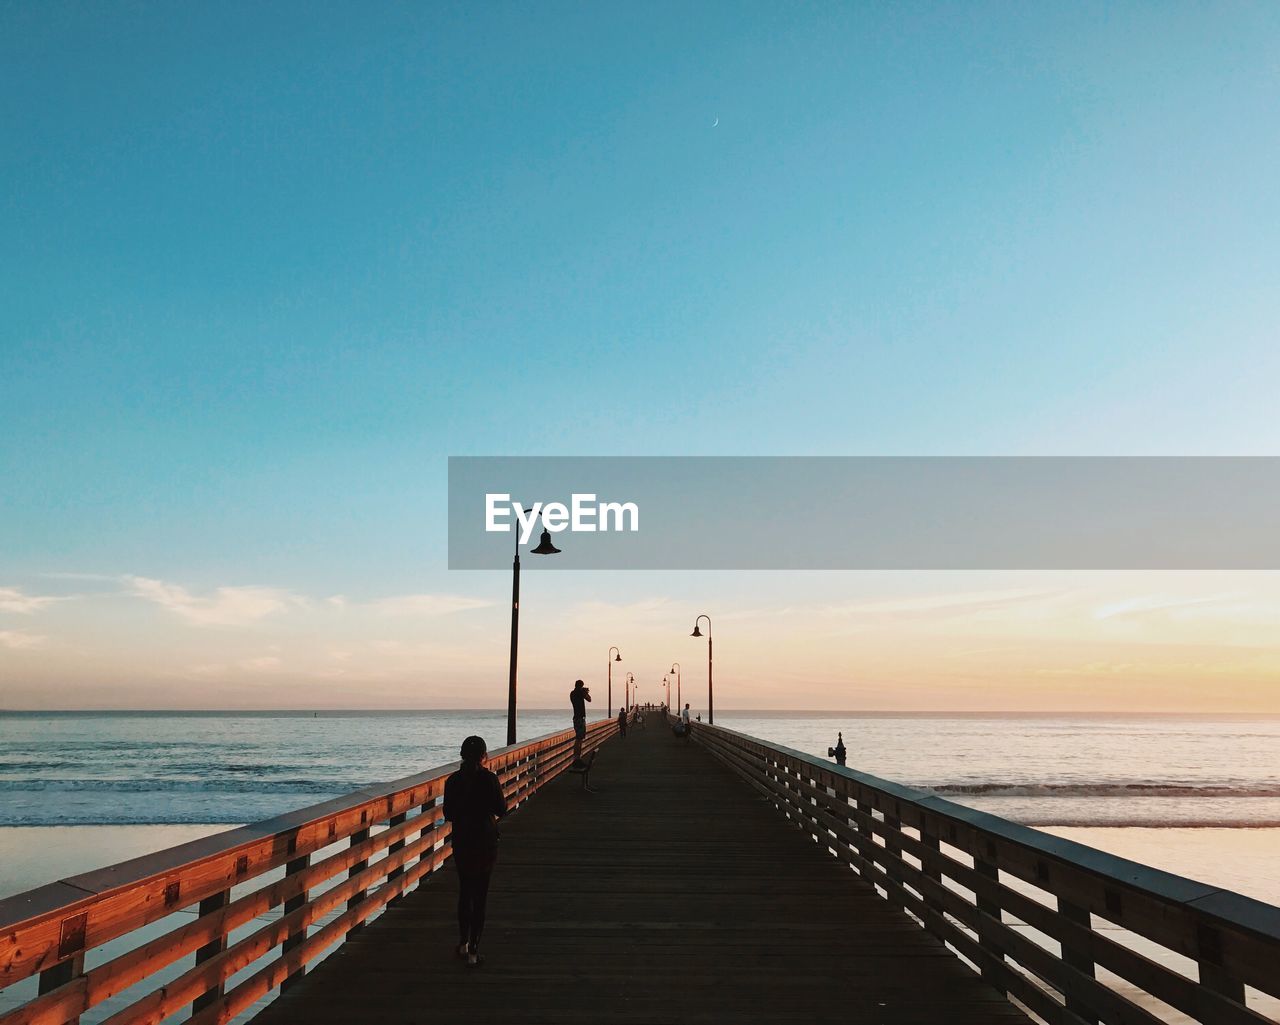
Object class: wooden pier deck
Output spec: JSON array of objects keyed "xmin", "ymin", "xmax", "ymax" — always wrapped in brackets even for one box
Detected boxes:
[{"xmin": 251, "ymin": 722, "xmax": 1028, "ymax": 1025}]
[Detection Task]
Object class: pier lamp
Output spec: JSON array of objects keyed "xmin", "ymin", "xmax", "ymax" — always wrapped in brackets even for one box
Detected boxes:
[
  {"xmin": 690, "ymin": 615, "xmax": 713, "ymax": 724},
  {"xmin": 608, "ymin": 648, "xmax": 622, "ymax": 717},
  {"xmin": 507, "ymin": 516, "xmax": 561, "ymax": 745},
  {"xmin": 625, "ymin": 672, "xmax": 635, "ymax": 710},
  {"xmin": 663, "ymin": 674, "xmax": 671, "ymax": 711},
  {"xmin": 670, "ymin": 663, "xmax": 681, "ymax": 714}
]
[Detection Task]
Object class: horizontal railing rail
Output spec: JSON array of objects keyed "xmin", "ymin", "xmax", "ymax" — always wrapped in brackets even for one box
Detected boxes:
[
  {"xmin": 0, "ymin": 718, "xmax": 617, "ymax": 1025},
  {"xmin": 687, "ymin": 719, "xmax": 1280, "ymax": 1025}
]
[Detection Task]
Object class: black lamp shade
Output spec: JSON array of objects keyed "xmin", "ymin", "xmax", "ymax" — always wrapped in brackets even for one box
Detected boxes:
[
  {"xmin": 530, "ymin": 529, "xmax": 561, "ymax": 555},
  {"xmin": 691, "ymin": 624, "xmax": 702, "ymax": 637}
]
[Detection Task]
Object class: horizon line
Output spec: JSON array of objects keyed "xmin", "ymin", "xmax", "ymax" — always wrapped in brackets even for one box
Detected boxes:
[{"xmin": 3, "ymin": 707, "xmax": 1278, "ymax": 717}]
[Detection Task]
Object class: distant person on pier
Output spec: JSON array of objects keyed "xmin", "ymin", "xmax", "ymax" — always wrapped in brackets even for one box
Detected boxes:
[
  {"xmin": 443, "ymin": 735, "xmax": 506, "ymax": 967},
  {"xmin": 617, "ymin": 704, "xmax": 628, "ymax": 738},
  {"xmin": 829, "ymin": 732, "xmax": 847, "ymax": 767},
  {"xmin": 570, "ymin": 679, "xmax": 591, "ymax": 764}
]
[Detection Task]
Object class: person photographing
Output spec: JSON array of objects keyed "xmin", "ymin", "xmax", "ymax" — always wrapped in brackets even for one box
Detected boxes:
[{"xmin": 570, "ymin": 679, "xmax": 591, "ymax": 764}]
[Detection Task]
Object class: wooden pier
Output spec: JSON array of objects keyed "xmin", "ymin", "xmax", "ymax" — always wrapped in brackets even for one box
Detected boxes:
[
  {"xmin": 2, "ymin": 712, "xmax": 1278, "ymax": 1025},
  {"xmin": 252, "ymin": 716, "xmax": 1024, "ymax": 1025}
]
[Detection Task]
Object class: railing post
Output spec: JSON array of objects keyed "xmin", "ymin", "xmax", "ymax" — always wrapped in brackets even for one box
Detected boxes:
[
  {"xmin": 191, "ymin": 888, "xmax": 230, "ymax": 1012},
  {"xmin": 919, "ymin": 815, "xmax": 943, "ymax": 915},
  {"xmin": 38, "ymin": 949, "xmax": 85, "ymax": 1025},
  {"xmin": 1058, "ymin": 897, "xmax": 1099, "ymax": 1023},
  {"xmin": 280, "ymin": 853, "xmax": 310, "ymax": 991},
  {"xmin": 765, "ymin": 751, "xmax": 780, "ymax": 809},
  {"xmin": 832, "ymin": 778, "xmax": 857, "ymax": 869},
  {"xmin": 1197, "ymin": 924, "xmax": 1246, "ymax": 1004},
  {"xmin": 782, "ymin": 761, "xmax": 798, "ymax": 821},
  {"xmin": 974, "ymin": 850, "xmax": 1007, "ymax": 995},
  {"xmin": 429, "ymin": 796, "xmax": 446, "ymax": 873},
  {"xmin": 882, "ymin": 809, "xmax": 904, "ymax": 908},
  {"xmin": 856, "ymin": 794, "xmax": 873, "ymax": 841},
  {"xmin": 347, "ymin": 824, "xmax": 371, "ymax": 936},
  {"xmin": 854, "ymin": 792, "xmax": 876, "ymax": 889},
  {"xmin": 386, "ymin": 812, "xmax": 408, "ymax": 908},
  {"xmin": 801, "ymin": 766, "xmax": 819, "ymax": 841}
]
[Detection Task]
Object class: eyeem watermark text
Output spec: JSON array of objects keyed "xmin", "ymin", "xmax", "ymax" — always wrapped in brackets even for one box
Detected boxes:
[{"xmin": 485, "ymin": 493, "xmax": 639, "ymax": 543}]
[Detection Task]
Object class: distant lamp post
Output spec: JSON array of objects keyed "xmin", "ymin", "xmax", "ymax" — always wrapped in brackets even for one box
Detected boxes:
[
  {"xmin": 625, "ymin": 672, "xmax": 635, "ymax": 710},
  {"xmin": 507, "ymin": 518, "xmax": 561, "ymax": 745},
  {"xmin": 690, "ymin": 615, "xmax": 713, "ymax": 724},
  {"xmin": 608, "ymin": 647, "xmax": 622, "ymax": 717},
  {"xmin": 663, "ymin": 674, "xmax": 671, "ymax": 710},
  {"xmin": 670, "ymin": 662, "xmax": 681, "ymax": 714}
]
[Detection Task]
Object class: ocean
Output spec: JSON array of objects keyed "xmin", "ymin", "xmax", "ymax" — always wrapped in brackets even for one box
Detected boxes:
[{"xmin": 2, "ymin": 710, "xmax": 1278, "ymax": 906}]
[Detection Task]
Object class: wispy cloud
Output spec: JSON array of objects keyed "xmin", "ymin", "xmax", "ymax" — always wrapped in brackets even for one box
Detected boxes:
[
  {"xmin": 365, "ymin": 594, "xmax": 493, "ymax": 617},
  {"xmin": 0, "ymin": 630, "xmax": 47, "ymax": 650},
  {"xmin": 1035, "ymin": 655, "xmax": 1270, "ymax": 678},
  {"xmin": 1092, "ymin": 593, "xmax": 1240, "ymax": 620},
  {"xmin": 0, "ymin": 586, "xmax": 68, "ymax": 614},
  {"xmin": 36, "ymin": 572, "xmax": 119, "ymax": 582},
  {"xmin": 126, "ymin": 576, "xmax": 306, "ymax": 627},
  {"xmin": 821, "ymin": 588, "xmax": 1061, "ymax": 619},
  {"xmin": 568, "ymin": 597, "xmax": 676, "ymax": 623},
  {"xmin": 119, "ymin": 577, "xmax": 490, "ymax": 625}
]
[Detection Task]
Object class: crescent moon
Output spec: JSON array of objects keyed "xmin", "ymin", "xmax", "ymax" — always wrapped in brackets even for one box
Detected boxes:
[{"xmin": 712, "ymin": 117, "xmax": 719, "ymax": 127}]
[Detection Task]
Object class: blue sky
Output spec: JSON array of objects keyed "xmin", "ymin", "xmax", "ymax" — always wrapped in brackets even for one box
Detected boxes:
[{"xmin": 3, "ymin": 3, "xmax": 1280, "ymax": 708}]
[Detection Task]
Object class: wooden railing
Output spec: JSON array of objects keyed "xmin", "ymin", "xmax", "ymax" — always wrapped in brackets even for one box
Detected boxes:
[
  {"xmin": 689, "ymin": 720, "xmax": 1280, "ymax": 1025},
  {"xmin": 0, "ymin": 718, "xmax": 617, "ymax": 1025}
]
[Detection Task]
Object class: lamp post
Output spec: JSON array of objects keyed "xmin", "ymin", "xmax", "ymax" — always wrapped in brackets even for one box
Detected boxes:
[
  {"xmin": 670, "ymin": 662, "xmax": 681, "ymax": 714},
  {"xmin": 663, "ymin": 674, "xmax": 671, "ymax": 710},
  {"xmin": 625, "ymin": 672, "xmax": 635, "ymax": 710},
  {"xmin": 506, "ymin": 512, "xmax": 561, "ymax": 746},
  {"xmin": 608, "ymin": 647, "xmax": 622, "ymax": 717},
  {"xmin": 690, "ymin": 615, "xmax": 712, "ymax": 724}
]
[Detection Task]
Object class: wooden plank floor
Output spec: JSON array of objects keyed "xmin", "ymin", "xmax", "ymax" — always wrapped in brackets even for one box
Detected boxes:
[{"xmin": 252, "ymin": 721, "xmax": 1030, "ymax": 1024}]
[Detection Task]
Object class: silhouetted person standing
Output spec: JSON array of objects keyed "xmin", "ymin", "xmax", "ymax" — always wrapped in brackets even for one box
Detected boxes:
[
  {"xmin": 617, "ymin": 704, "xmax": 628, "ymax": 738},
  {"xmin": 571, "ymin": 679, "xmax": 591, "ymax": 764},
  {"xmin": 443, "ymin": 735, "xmax": 506, "ymax": 966}
]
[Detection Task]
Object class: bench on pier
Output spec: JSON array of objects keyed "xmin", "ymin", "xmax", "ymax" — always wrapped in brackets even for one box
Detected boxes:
[{"xmin": 567, "ymin": 750, "xmax": 597, "ymax": 792}]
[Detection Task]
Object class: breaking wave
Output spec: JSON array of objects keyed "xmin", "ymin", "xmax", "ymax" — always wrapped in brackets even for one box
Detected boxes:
[{"xmin": 924, "ymin": 782, "xmax": 1280, "ymax": 799}]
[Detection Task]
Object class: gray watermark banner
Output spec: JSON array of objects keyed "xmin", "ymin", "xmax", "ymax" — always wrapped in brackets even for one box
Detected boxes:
[{"xmin": 447, "ymin": 456, "xmax": 1280, "ymax": 570}]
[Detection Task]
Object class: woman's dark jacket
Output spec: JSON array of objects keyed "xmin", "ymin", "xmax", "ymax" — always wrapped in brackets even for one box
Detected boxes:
[{"xmin": 443, "ymin": 764, "xmax": 507, "ymax": 853}]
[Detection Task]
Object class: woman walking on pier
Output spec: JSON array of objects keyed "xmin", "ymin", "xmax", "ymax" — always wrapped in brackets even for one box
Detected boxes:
[{"xmin": 443, "ymin": 735, "xmax": 507, "ymax": 966}]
